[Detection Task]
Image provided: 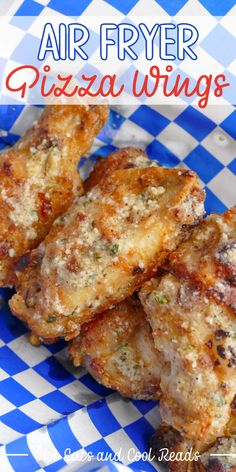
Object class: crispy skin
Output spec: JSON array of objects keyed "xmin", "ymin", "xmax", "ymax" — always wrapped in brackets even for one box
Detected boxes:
[
  {"xmin": 200, "ymin": 434, "xmax": 236, "ymax": 472},
  {"xmin": 150, "ymin": 417, "xmax": 236, "ymax": 472},
  {"xmin": 0, "ymin": 104, "xmax": 109, "ymax": 286},
  {"xmin": 84, "ymin": 147, "xmax": 158, "ymax": 191},
  {"xmin": 69, "ymin": 296, "xmax": 162, "ymax": 400},
  {"xmin": 25, "ymin": 147, "xmax": 159, "ymax": 346},
  {"xmin": 13, "ymin": 147, "xmax": 159, "ymax": 345},
  {"xmin": 10, "ymin": 164, "xmax": 205, "ymax": 343},
  {"xmin": 140, "ymin": 209, "xmax": 236, "ymax": 443},
  {"xmin": 150, "ymin": 423, "xmax": 197, "ymax": 472},
  {"xmin": 169, "ymin": 208, "xmax": 236, "ymax": 311}
]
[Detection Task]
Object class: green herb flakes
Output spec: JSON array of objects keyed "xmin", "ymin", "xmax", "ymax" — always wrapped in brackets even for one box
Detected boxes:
[
  {"xmin": 152, "ymin": 291, "xmax": 169, "ymax": 304},
  {"xmin": 93, "ymin": 252, "xmax": 101, "ymax": 261},
  {"xmin": 111, "ymin": 244, "xmax": 119, "ymax": 255},
  {"xmin": 46, "ymin": 316, "xmax": 57, "ymax": 323}
]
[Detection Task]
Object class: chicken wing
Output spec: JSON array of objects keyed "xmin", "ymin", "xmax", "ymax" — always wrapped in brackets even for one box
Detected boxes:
[
  {"xmin": 24, "ymin": 147, "xmax": 159, "ymax": 346},
  {"xmin": 140, "ymin": 208, "xmax": 236, "ymax": 442},
  {"xmin": 0, "ymin": 104, "xmax": 108, "ymax": 286},
  {"xmin": 10, "ymin": 155, "xmax": 205, "ymax": 343},
  {"xmin": 69, "ymin": 296, "xmax": 162, "ymax": 400}
]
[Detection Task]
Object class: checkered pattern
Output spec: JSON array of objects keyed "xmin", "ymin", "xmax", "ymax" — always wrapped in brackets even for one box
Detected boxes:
[
  {"xmin": 0, "ymin": 1, "xmax": 235, "ymax": 472},
  {"xmin": 0, "ymin": 395, "xmax": 160, "ymax": 472},
  {"xmin": 0, "ymin": 0, "xmax": 236, "ymax": 106}
]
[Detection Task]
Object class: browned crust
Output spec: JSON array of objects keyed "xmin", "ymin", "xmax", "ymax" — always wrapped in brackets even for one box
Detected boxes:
[
  {"xmin": 140, "ymin": 209, "xmax": 236, "ymax": 443},
  {"xmin": 0, "ymin": 104, "xmax": 109, "ymax": 286},
  {"xmin": 69, "ymin": 296, "xmax": 162, "ymax": 400},
  {"xmin": 10, "ymin": 165, "xmax": 205, "ymax": 343},
  {"xmin": 169, "ymin": 207, "xmax": 236, "ymax": 312},
  {"xmin": 84, "ymin": 147, "xmax": 150, "ymax": 191},
  {"xmin": 150, "ymin": 421, "xmax": 236, "ymax": 472}
]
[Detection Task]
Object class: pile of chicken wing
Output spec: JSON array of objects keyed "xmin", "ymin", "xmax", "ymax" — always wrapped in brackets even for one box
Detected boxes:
[{"xmin": 1, "ymin": 105, "xmax": 235, "ymax": 471}]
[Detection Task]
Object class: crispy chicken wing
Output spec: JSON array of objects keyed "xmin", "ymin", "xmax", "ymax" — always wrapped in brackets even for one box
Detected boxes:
[
  {"xmin": 25, "ymin": 147, "xmax": 159, "ymax": 346},
  {"xmin": 69, "ymin": 296, "xmax": 162, "ymax": 400},
  {"xmin": 0, "ymin": 104, "xmax": 108, "ymax": 286},
  {"xmin": 140, "ymin": 209, "xmax": 236, "ymax": 443},
  {"xmin": 10, "ymin": 151, "xmax": 205, "ymax": 343}
]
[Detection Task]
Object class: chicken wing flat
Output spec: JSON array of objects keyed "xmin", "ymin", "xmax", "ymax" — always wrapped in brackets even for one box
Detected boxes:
[
  {"xmin": 69, "ymin": 296, "xmax": 162, "ymax": 400},
  {"xmin": 0, "ymin": 104, "xmax": 108, "ymax": 286},
  {"xmin": 10, "ymin": 159, "xmax": 205, "ymax": 343},
  {"xmin": 140, "ymin": 209, "xmax": 236, "ymax": 442},
  {"xmin": 22, "ymin": 147, "xmax": 159, "ymax": 347}
]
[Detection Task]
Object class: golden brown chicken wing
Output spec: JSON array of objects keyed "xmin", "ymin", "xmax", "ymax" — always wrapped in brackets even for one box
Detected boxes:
[
  {"xmin": 0, "ymin": 104, "xmax": 109, "ymax": 286},
  {"xmin": 140, "ymin": 209, "xmax": 236, "ymax": 443},
  {"xmin": 10, "ymin": 155, "xmax": 205, "ymax": 343},
  {"xmin": 25, "ymin": 147, "xmax": 159, "ymax": 347},
  {"xmin": 69, "ymin": 296, "xmax": 162, "ymax": 400}
]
